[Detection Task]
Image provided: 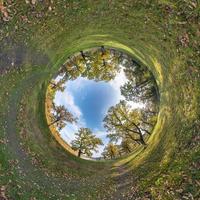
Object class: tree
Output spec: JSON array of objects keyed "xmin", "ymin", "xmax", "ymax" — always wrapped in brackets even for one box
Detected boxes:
[
  {"xmin": 121, "ymin": 138, "xmax": 134, "ymax": 154},
  {"xmin": 71, "ymin": 128, "xmax": 103, "ymax": 157},
  {"xmin": 80, "ymin": 51, "xmax": 87, "ymax": 61},
  {"xmin": 82, "ymin": 48, "xmax": 120, "ymax": 82},
  {"xmin": 123, "ymin": 59, "xmax": 151, "ymax": 83},
  {"xmin": 62, "ymin": 56, "xmax": 86, "ymax": 81},
  {"xmin": 121, "ymin": 60, "xmax": 159, "ymax": 103},
  {"xmin": 49, "ymin": 105, "xmax": 77, "ymax": 130},
  {"xmin": 50, "ymin": 78, "xmax": 65, "ymax": 92},
  {"xmin": 103, "ymin": 100, "xmax": 146, "ymax": 145},
  {"xmin": 58, "ymin": 47, "xmax": 123, "ymax": 82},
  {"xmin": 102, "ymin": 143, "xmax": 120, "ymax": 159},
  {"xmin": 140, "ymin": 108, "xmax": 158, "ymax": 135},
  {"xmin": 121, "ymin": 81, "xmax": 158, "ymax": 103}
]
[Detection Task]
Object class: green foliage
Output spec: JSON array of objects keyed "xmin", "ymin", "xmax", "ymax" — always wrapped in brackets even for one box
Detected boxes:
[
  {"xmin": 71, "ymin": 128, "xmax": 103, "ymax": 157},
  {"xmin": 121, "ymin": 60, "xmax": 159, "ymax": 103},
  {"xmin": 104, "ymin": 100, "xmax": 146, "ymax": 145},
  {"xmin": 60, "ymin": 47, "xmax": 121, "ymax": 82},
  {"xmin": 50, "ymin": 78, "xmax": 66, "ymax": 92},
  {"xmin": 102, "ymin": 143, "xmax": 120, "ymax": 159},
  {"xmin": 121, "ymin": 138, "xmax": 135, "ymax": 154},
  {"xmin": 49, "ymin": 105, "xmax": 77, "ymax": 130}
]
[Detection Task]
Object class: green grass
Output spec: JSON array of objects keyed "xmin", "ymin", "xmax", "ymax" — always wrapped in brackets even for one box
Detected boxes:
[{"xmin": 0, "ymin": 0, "xmax": 199, "ymax": 199}]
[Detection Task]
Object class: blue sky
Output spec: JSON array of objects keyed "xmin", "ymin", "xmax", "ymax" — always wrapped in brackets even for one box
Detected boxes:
[
  {"xmin": 69, "ymin": 80, "xmax": 117, "ymax": 130},
  {"xmin": 54, "ymin": 69, "xmax": 144, "ymax": 157}
]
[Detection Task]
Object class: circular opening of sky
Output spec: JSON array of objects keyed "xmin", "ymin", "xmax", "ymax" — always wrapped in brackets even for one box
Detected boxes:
[{"xmin": 46, "ymin": 47, "xmax": 159, "ymax": 160}]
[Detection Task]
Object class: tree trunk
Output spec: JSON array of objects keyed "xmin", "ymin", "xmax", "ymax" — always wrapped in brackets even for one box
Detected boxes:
[
  {"xmin": 102, "ymin": 59, "xmax": 106, "ymax": 67},
  {"xmin": 136, "ymin": 79, "xmax": 150, "ymax": 89},
  {"xmin": 139, "ymin": 133, "xmax": 146, "ymax": 145},
  {"xmin": 80, "ymin": 51, "xmax": 86, "ymax": 61},
  {"xmin": 141, "ymin": 128, "xmax": 151, "ymax": 135},
  {"xmin": 142, "ymin": 120, "xmax": 153, "ymax": 127},
  {"xmin": 113, "ymin": 109, "xmax": 146, "ymax": 145},
  {"xmin": 78, "ymin": 149, "xmax": 82, "ymax": 157},
  {"xmin": 50, "ymin": 81, "xmax": 57, "ymax": 89},
  {"xmin": 101, "ymin": 46, "xmax": 106, "ymax": 55},
  {"xmin": 130, "ymin": 122, "xmax": 145, "ymax": 144},
  {"xmin": 48, "ymin": 118, "xmax": 60, "ymax": 126},
  {"xmin": 134, "ymin": 139, "xmax": 141, "ymax": 144},
  {"xmin": 127, "ymin": 146, "xmax": 131, "ymax": 153}
]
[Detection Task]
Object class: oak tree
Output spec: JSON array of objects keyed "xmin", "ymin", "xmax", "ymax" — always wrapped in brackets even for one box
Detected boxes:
[
  {"xmin": 71, "ymin": 128, "xmax": 103, "ymax": 157},
  {"xmin": 49, "ymin": 105, "xmax": 77, "ymax": 130},
  {"xmin": 103, "ymin": 100, "xmax": 146, "ymax": 145},
  {"xmin": 102, "ymin": 143, "xmax": 120, "ymax": 159}
]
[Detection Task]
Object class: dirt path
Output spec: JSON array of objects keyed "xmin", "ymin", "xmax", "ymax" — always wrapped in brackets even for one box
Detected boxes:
[{"xmin": 111, "ymin": 165, "xmax": 140, "ymax": 200}]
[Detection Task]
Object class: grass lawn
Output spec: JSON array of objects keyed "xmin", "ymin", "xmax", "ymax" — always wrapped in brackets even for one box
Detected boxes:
[{"xmin": 0, "ymin": 0, "xmax": 199, "ymax": 199}]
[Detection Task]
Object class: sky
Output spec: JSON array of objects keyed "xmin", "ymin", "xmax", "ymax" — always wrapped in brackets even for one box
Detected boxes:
[{"xmin": 54, "ymin": 69, "xmax": 144, "ymax": 157}]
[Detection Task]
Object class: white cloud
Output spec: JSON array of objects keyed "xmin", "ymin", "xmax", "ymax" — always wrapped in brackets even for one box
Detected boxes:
[
  {"xmin": 109, "ymin": 65, "xmax": 127, "ymax": 92},
  {"xmin": 54, "ymin": 77, "xmax": 94, "ymax": 120},
  {"xmin": 127, "ymin": 101, "xmax": 145, "ymax": 109},
  {"xmin": 91, "ymin": 129, "xmax": 109, "ymax": 157},
  {"xmin": 66, "ymin": 77, "xmax": 89, "ymax": 93},
  {"xmin": 108, "ymin": 67, "xmax": 127, "ymax": 104},
  {"xmin": 54, "ymin": 74, "xmax": 65, "ymax": 83},
  {"xmin": 60, "ymin": 123, "xmax": 79, "ymax": 143},
  {"xmin": 54, "ymin": 89, "xmax": 82, "ymax": 118},
  {"xmin": 92, "ymin": 136, "xmax": 109, "ymax": 158},
  {"xmin": 93, "ymin": 129, "xmax": 107, "ymax": 138},
  {"xmin": 108, "ymin": 66, "xmax": 146, "ymax": 110},
  {"xmin": 92, "ymin": 144, "xmax": 105, "ymax": 158},
  {"xmin": 54, "ymin": 83, "xmax": 86, "ymax": 145}
]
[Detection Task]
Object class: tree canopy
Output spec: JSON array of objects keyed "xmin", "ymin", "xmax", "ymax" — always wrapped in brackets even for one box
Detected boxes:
[
  {"xmin": 58, "ymin": 47, "xmax": 121, "ymax": 83},
  {"xmin": 102, "ymin": 143, "xmax": 120, "ymax": 159},
  {"xmin": 103, "ymin": 100, "xmax": 147, "ymax": 145},
  {"xmin": 71, "ymin": 128, "xmax": 103, "ymax": 157},
  {"xmin": 50, "ymin": 78, "xmax": 66, "ymax": 92},
  {"xmin": 121, "ymin": 59, "xmax": 159, "ymax": 103},
  {"xmin": 49, "ymin": 105, "xmax": 77, "ymax": 131}
]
